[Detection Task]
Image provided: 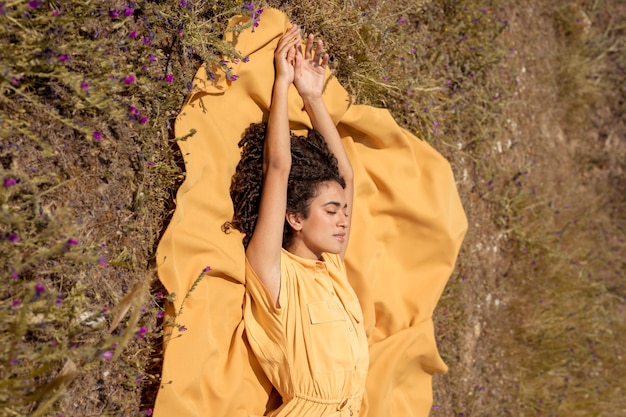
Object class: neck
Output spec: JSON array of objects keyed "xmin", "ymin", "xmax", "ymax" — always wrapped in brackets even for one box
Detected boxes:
[{"xmin": 286, "ymin": 239, "xmax": 321, "ymax": 260}]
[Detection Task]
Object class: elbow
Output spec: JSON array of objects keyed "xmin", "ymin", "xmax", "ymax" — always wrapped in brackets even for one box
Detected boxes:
[
  {"xmin": 341, "ymin": 166, "xmax": 354, "ymax": 183},
  {"xmin": 265, "ymin": 157, "xmax": 291, "ymax": 175}
]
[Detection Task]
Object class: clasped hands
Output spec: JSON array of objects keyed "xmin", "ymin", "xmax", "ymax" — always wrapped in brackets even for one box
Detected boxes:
[{"xmin": 274, "ymin": 24, "xmax": 329, "ymax": 100}]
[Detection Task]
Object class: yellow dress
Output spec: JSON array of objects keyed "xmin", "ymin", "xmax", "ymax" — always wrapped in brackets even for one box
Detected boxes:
[
  {"xmin": 153, "ymin": 8, "xmax": 467, "ymax": 417},
  {"xmin": 244, "ymin": 250, "xmax": 369, "ymax": 417}
]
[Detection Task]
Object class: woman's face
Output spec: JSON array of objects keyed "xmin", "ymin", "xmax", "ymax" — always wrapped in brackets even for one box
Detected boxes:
[{"xmin": 291, "ymin": 181, "xmax": 348, "ymax": 259}]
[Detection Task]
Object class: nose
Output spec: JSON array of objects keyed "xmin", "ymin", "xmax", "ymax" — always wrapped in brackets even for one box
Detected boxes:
[{"xmin": 338, "ymin": 212, "xmax": 348, "ymax": 228}]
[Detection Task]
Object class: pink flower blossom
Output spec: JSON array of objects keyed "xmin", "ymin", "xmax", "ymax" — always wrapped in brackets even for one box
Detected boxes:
[
  {"xmin": 123, "ymin": 74, "xmax": 136, "ymax": 85},
  {"xmin": 93, "ymin": 131, "xmax": 103, "ymax": 141}
]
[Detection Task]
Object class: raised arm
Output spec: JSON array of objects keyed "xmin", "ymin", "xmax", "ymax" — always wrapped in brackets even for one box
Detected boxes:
[
  {"xmin": 246, "ymin": 25, "xmax": 301, "ymax": 306},
  {"xmin": 294, "ymin": 34, "xmax": 354, "ymax": 259}
]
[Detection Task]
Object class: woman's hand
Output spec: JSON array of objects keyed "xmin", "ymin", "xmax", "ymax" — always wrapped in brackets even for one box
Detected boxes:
[
  {"xmin": 294, "ymin": 34, "xmax": 329, "ymax": 100},
  {"xmin": 274, "ymin": 25, "xmax": 301, "ymax": 86}
]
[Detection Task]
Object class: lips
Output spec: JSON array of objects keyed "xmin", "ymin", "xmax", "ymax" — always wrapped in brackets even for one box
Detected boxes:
[{"xmin": 334, "ymin": 233, "xmax": 346, "ymax": 243}]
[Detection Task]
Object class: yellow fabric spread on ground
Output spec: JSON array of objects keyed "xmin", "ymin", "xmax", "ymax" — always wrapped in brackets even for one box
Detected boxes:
[{"xmin": 154, "ymin": 8, "xmax": 467, "ymax": 417}]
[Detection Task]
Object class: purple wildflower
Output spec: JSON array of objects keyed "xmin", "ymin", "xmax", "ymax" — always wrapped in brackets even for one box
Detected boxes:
[
  {"xmin": 109, "ymin": 10, "xmax": 119, "ymax": 18},
  {"xmin": 136, "ymin": 326, "xmax": 148, "ymax": 339},
  {"xmin": 28, "ymin": 0, "xmax": 40, "ymax": 9},
  {"xmin": 67, "ymin": 238, "xmax": 79, "ymax": 245},
  {"xmin": 228, "ymin": 74, "xmax": 239, "ymax": 82},
  {"xmin": 179, "ymin": 325, "xmax": 187, "ymax": 332},
  {"xmin": 180, "ymin": 0, "xmax": 187, "ymax": 6},
  {"xmin": 397, "ymin": 17, "xmax": 406, "ymax": 23},
  {"xmin": 243, "ymin": 2, "xmax": 254, "ymax": 11},
  {"xmin": 129, "ymin": 105, "xmax": 140, "ymax": 116},
  {"xmin": 128, "ymin": 30, "xmax": 138, "ymax": 39},
  {"xmin": 7, "ymin": 233, "xmax": 19, "ymax": 243},
  {"xmin": 142, "ymin": 37, "xmax": 151, "ymax": 45},
  {"xmin": 98, "ymin": 256, "xmax": 108, "ymax": 267},
  {"xmin": 12, "ymin": 299, "xmax": 21, "ymax": 307},
  {"xmin": 157, "ymin": 310, "xmax": 164, "ymax": 319},
  {"xmin": 81, "ymin": 81, "xmax": 90, "ymax": 90},
  {"xmin": 58, "ymin": 54, "xmax": 69, "ymax": 62},
  {"xmin": 35, "ymin": 283, "xmax": 45, "ymax": 296},
  {"xmin": 124, "ymin": 6, "xmax": 134, "ymax": 16},
  {"xmin": 253, "ymin": 9, "xmax": 263, "ymax": 28},
  {"xmin": 139, "ymin": 116, "xmax": 148, "ymax": 124},
  {"xmin": 149, "ymin": 54, "xmax": 157, "ymax": 62},
  {"xmin": 93, "ymin": 131, "xmax": 103, "ymax": 141},
  {"xmin": 102, "ymin": 351, "xmax": 113, "ymax": 360},
  {"xmin": 3, "ymin": 177, "xmax": 17, "ymax": 187},
  {"xmin": 123, "ymin": 74, "xmax": 136, "ymax": 84},
  {"xmin": 52, "ymin": 9, "xmax": 60, "ymax": 16},
  {"xmin": 164, "ymin": 74, "xmax": 174, "ymax": 83},
  {"xmin": 145, "ymin": 409, "xmax": 153, "ymax": 416},
  {"xmin": 203, "ymin": 266, "xmax": 212, "ymax": 273}
]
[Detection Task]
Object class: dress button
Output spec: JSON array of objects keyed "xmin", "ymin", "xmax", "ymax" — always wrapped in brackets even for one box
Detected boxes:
[{"xmin": 349, "ymin": 326, "xmax": 354, "ymax": 332}]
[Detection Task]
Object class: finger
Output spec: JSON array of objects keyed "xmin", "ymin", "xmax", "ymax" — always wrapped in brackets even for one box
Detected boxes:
[
  {"xmin": 276, "ymin": 25, "xmax": 299, "ymax": 51},
  {"xmin": 313, "ymin": 39, "xmax": 323, "ymax": 64},
  {"xmin": 305, "ymin": 34, "xmax": 314, "ymax": 60},
  {"xmin": 320, "ymin": 52, "xmax": 329, "ymax": 68},
  {"xmin": 276, "ymin": 33, "xmax": 301, "ymax": 57},
  {"xmin": 286, "ymin": 44, "xmax": 298, "ymax": 65}
]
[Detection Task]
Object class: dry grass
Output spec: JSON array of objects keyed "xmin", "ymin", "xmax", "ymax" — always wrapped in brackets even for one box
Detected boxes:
[{"xmin": 1, "ymin": 0, "xmax": 624, "ymax": 416}]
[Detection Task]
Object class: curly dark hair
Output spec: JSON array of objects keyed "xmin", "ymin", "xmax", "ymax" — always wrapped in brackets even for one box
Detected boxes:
[{"xmin": 223, "ymin": 122, "xmax": 345, "ymax": 249}]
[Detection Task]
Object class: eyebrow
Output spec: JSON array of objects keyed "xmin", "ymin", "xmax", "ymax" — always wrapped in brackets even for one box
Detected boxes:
[{"xmin": 322, "ymin": 201, "xmax": 347, "ymax": 208}]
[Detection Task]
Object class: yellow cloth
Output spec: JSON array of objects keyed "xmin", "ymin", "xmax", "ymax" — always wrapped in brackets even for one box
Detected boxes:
[
  {"xmin": 154, "ymin": 8, "xmax": 467, "ymax": 417},
  {"xmin": 244, "ymin": 250, "xmax": 368, "ymax": 416}
]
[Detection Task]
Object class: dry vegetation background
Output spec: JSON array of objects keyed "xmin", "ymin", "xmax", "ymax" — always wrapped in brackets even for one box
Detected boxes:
[{"xmin": 1, "ymin": 0, "xmax": 624, "ymax": 416}]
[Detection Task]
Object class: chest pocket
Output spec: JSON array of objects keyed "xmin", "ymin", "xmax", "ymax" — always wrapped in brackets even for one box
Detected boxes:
[
  {"xmin": 307, "ymin": 301, "xmax": 345, "ymax": 324},
  {"xmin": 306, "ymin": 301, "xmax": 354, "ymax": 373}
]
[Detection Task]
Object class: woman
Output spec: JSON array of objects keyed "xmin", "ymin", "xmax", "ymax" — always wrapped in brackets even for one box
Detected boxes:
[{"xmin": 225, "ymin": 25, "xmax": 369, "ymax": 416}]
